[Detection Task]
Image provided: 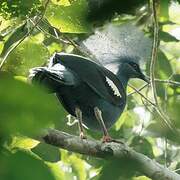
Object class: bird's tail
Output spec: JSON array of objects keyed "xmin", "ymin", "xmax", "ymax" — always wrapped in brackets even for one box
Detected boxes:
[{"xmin": 29, "ymin": 67, "xmax": 61, "ymax": 93}]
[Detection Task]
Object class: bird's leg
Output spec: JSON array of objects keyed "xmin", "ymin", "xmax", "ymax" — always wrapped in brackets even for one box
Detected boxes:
[
  {"xmin": 94, "ymin": 107, "xmax": 112, "ymax": 143},
  {"xmin": 75, "ymin": 107, "xmax": 86, "ymax": 139}
]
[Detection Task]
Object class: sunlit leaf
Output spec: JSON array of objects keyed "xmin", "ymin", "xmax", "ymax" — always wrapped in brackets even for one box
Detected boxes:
[
  {"xmin": 159, "ymin": 30, "xmax": 178, "ymax": 42},
  {"xmin": 8, "ymin": 135, "xmax": 39, "ymax": 150},
  {"xmin": 45, "ymin": 0, "xmax": 91, "ymax": 33},
  {"xmin": 2, "ymin": 38, "xmax": 49, "ymax": 76},
  {"xmin": 159, "ymin": 0, "xmax": 170, "ymax": 21},
  {"xmin": 69, "ymin": 154, "xmax": 87, "ymax": 180},
  {"xmin": 133, "ymin": 176, "xmax": 151, "ymax": 180},
  {"xmin": 46, "ymin": 162, "xmax": 65, "ymax": 180},
  {"xmin": 0, "ymin": 22, "xmax": 28, "ymax": 59}
]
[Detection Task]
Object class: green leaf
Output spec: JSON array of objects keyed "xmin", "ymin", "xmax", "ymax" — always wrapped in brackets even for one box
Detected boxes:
[
  {"xmin": 156, "ymin": 51, "xmax": 173, "ymax": 78},
  {"xmin": 130, "ymin": 136, "xmax": 154, "ymax": 158},
  {"xmin": 0, "ymin": 22, "xmax": 28, "ymax": 59},
  {"xmin": 46, "ymin": 162, "xmax": 65, "ymax": 180},
  {"xmin": 98, "ymin": 158, "xmax": 136, "ymax": 180},
  {"xmin": 0, "ymin": 150, "xmax": 55, "ymax": 180},
  {"xmin": 159, "ymin": 30, "xmax": 178, "ymax": 42},
  {"xmin": 160, "ymin": 0, "xmax": 170, "ymax": 22},
  {"xmin": 69, "ymin": 154, "xmax": 87, "ymax": 180},
  {"xmin": 45, "ymin": 0, "xmax": 91, "ymax": 33},
  {"xmin": 37, "ymin": 18, "xmax": 62, "ymax": 40},
  {"xmin": 155, "ymin": 51, "xmax": 173, "ymax": 98},
  {"xmin": 167, "ymin": 96, "xmax": 180, "ymax": 129},
  {"xmin": 8, "ymin": 136, "xmax": 39, "ymax": 151},
  {"xmin": 2, "ymin": 37, "xmax": 49, "ymax": 76},
  {"xmin": 133, "ymin": 176, "xmax": 151, "ymax": 180},
  {"xmin": 160, "ymin": 41, "xmax": 180, "ymax": 59},
  {"xmin": 0, "ymin": 77, "xmax": 65, "ymax": 137},
  {"xmin": 60, "ymin": 150, "xmax": 87, "ymax": 180},
  {"xmin": 31, "ymin": 143, "xmax": 61, "ymax": 162}
]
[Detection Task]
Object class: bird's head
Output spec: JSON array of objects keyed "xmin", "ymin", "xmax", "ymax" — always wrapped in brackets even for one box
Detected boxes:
[{"xmin": 119, "ymin": 61, "xmax": 149, "ymax": 83}]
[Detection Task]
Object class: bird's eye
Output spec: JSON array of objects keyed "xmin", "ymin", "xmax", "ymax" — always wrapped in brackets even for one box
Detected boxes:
[
  {"xmin": 133, "ymin": 64, "xmax": 138, "ymax": 69},
  {"xmin": 129, "ymin": 62, "xmax": 138, "ymax": 70}
]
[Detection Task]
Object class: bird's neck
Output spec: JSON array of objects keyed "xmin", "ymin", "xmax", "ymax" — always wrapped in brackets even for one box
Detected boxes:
[
  {"xmin": 105, "ymin": 63, "xmax": 130, "ymax": 90},
  {"xmin": 116, "ymin": 72, "xmax": 129, "ymax": 90}
]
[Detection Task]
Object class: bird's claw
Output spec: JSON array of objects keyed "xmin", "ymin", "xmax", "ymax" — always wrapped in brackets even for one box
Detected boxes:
[
  {"xmin": 102, "ymin": 135, "xmax": 124, "ymax": 144},
  {"xmin": 79, "ymin": 132, "xmax": 87, "ymax": 140},
  {"xmin": 102, "ymin": 135, "xmax": 113, "ymax": 143}
]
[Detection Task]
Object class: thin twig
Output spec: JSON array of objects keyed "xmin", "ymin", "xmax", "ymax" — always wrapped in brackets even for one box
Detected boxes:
[
  {"xmin": 0, "ymin": 0, "xmax": 50, "ymax": 69},
  {"xmin": 150, "ymin": 0, "xmax": 175, "ymax": 132},
  {"xmin": 128, "ymin": 84, "xmax": 178, "ymax": 133},
  {"xmin": 150, "ymin": 0, "xmax": 160, "ymax": 106},
  {"xmin": 155, "ymin": 79, "xmax": 180, "ymax": 86},
  {"xmin": 128, "ymin": 83, "xmax": 156, "ymax": 106},
  {"xmin": 128, "ymin": 77, "xmax": 180, "ymax": 97},
  {"xmin": 29, "ymin": 18, "xmax": 71, "ymax": 44},
  {"xmin": 29, "ymin": 17, "xmax": 99, "ymax": 62},
  {"xmin": 128, "ymin": 83, "xmax": 149, "ymax": 96}
]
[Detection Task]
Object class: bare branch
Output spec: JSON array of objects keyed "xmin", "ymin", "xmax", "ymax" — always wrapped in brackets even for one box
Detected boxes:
[
  {"xmin": 149, "ymin": 0, "xmax": 177, "ymax": 133},
  {"xmin": 128, "ymin": 83, "xmax": 149, "ymax": 96},
  {"xmin": 155, "ymin": 79, "xmax": 180, "ymax": 87},
  {"xmin": 38, "ymin": 129, "xmax": 180, "ymax": 180},
  {"xmin": 128, "ymin": 83, "xmax": 155, "ymax": 106}
]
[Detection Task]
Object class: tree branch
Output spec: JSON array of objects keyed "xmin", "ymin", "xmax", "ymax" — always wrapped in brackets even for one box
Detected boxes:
[
  {"xmin": 38, "ymin": 129, "xmax": 180, "ymax": 180},
  {"xmin": 149, "ymin": 0, "xmax": 178, "ymax": 133},
  {"xmin": 155, "ymin": 79, "xmax": 180, "ymax": 87}
]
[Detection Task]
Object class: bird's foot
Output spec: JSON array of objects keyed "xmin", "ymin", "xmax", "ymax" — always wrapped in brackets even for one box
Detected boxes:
[
  {"xmin": 102, "ymin": 135, "xmax": 124, "ymax": 144},
  {"xmin": 79, "ymin": 132, "xmax": 87, "ymax": 140},
  {"xmin": 102, "ymin": 135, "xmax": 113, "ymax": 143}
]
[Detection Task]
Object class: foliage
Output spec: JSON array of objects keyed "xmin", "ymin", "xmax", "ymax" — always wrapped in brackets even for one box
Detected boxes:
[
  {"xmin": 0, "ymin": 0, "xmax": 42, "ymax": 19},
  {"xmin": 0, "ymin": 0, "xmax": 180, "ymax": 179}
]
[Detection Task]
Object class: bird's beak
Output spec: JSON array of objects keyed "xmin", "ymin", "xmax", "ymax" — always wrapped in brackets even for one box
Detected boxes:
[{"xmin": 139, "ymin": 73, "xmax": 150, "ymax": 83}]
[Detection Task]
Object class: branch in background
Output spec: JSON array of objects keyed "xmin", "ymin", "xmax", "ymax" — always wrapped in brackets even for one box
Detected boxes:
[
  {"xmin": 155, "ymin": 79, "xmax": 180, "ymax": 87},
  {"xmin": 38, "ymin": 129, "xmax": 180, "ymax": 180},
  {"xmin": 128, "ymin": 83, "xmax": 149, "ymax": 96},
  {"xmin": 128, "ymin": 82, "xmax": 180, "ymax": 135},
  {"xmin": 128, "ymin": 83, "xmax": 155, "ymax": 106},
  {"xmin": 29, "ymin": 18, "xmax": 100, "ymax": 62},
  {"xmin": 0, "ymin": 0, "xmax": 50, "ymax": 69},
  {"xmin": 149, "ymin": 0, "xmax": 177, "ymax": 133}
]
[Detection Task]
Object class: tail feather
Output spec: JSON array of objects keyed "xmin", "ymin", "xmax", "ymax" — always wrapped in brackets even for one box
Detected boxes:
[{"xmin": 29, "ymin": 67, "xmax": 61, "ymax": 93}]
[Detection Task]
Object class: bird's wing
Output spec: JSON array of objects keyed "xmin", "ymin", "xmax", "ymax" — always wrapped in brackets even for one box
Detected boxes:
[
  {"xmin": 29, "ymin": 64, "xmax": 78, "ymax": 93},
  {"xmin": 81, "ymin": 22, "xmax": 152, "ymax": 68},
  {"xmin": 54, "ymin": 53, "xmax": 125, "ymax": 106},
  {"xmin": 46, "ymin": 64, "xmax": 78, "ymax": 85}
]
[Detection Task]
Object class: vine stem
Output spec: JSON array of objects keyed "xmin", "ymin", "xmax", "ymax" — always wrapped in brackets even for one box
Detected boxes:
[{"xmin": 149, "ymin": 0, "xmax": 176, "ymax": 132}]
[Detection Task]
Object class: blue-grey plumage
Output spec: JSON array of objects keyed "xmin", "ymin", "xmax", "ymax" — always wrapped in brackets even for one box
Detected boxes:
[
  {"xmin": 30, "ymin": 53, "xmax": 126, "ymax": 131},
  {"xmin": 81, "ymin": 23, "xmax": 152, "ymax": 85}
]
